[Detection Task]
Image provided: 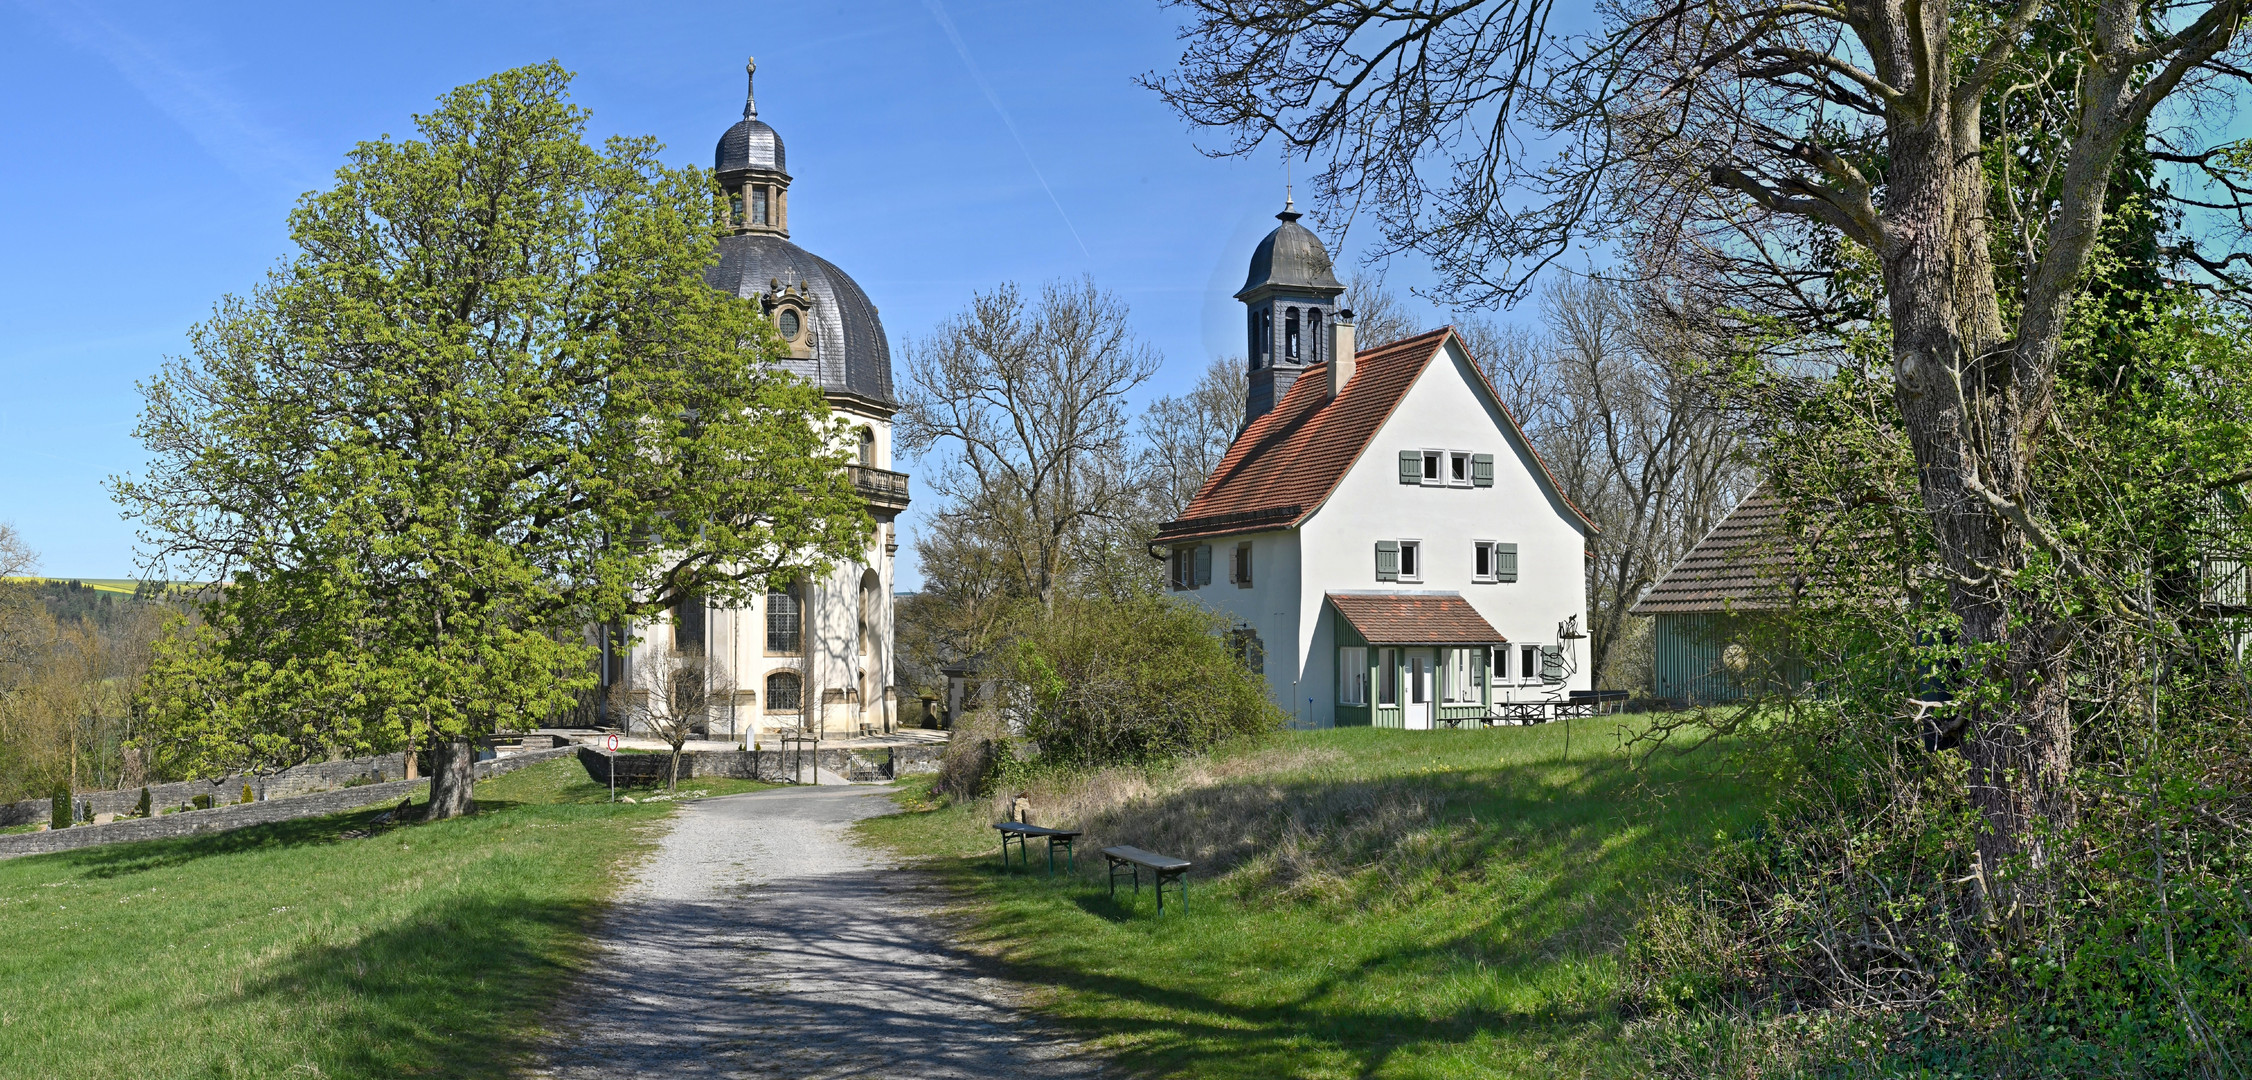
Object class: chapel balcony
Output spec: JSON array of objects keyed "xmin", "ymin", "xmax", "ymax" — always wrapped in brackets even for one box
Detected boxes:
[{"xmin": 849, "ymin": 465, "xmax": 911, "ymax": 515}]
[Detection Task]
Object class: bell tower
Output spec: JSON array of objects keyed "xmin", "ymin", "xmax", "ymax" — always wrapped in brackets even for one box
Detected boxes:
[{"xmin": 1236, "ymin": 197, "xmax": 1345, "ymax": 426}]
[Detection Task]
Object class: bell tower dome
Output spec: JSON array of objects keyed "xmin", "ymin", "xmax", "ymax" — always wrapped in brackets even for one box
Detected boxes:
[{"xmin": 1235, "ymin": 197, "xmax": 1345, "ymax": 426}]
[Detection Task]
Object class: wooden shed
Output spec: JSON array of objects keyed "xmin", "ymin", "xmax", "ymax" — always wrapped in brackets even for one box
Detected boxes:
[{"xmin": 1630, "ymin": 489, "xmax": 1810, "ymax": 704}]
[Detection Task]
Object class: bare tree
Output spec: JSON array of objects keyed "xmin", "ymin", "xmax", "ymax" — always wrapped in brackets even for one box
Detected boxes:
[
  {"xmin": 899, "ymin": 279, "xmax": 1162, "ymax": 610},
  {"xmin": 1339, "ymin": 272, "xmax": 1421, "ymax": 348},
  {"xmin": 609, "ymin": 646, "xmax": 731, "ymax": 791},
  {"xmin": 1139, "ymin": 356, "xmax": 1247, "ymax": 522},
  {"xmin": 1149, "ymin": 0, "xmax": 2252, "ymax": 897}
]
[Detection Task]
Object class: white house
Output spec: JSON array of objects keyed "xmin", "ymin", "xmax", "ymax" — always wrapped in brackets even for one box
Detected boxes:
[
  {"xmin": 1153, "ymin": 205, "xmax": 1593, "ymax": 729},
  {"xmin": 603, "ymin": 63, "xmax": 909, "ymax": 741}
]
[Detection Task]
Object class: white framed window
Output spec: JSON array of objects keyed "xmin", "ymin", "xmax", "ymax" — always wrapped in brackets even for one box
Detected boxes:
[
  {"xmin": 1397, "ymin": 540, "xmax": 1422, "ymax": 582},
  {"xmin": 1169, "ymin": 546, "xmax": 1213, "ymax": 590},
  {"xmin": 1443, "ymin": 648, "xmax": 1479, "ymax": 703},
  {"xmin": 1231, "ymin": 541, "xmax": 1254, "ymax": 588},
  {"xmin": 1492, "ymin": 644, "xmax": 1510, "ymax": 682},
  {"xmin": 1421, "ymin": 449, "xmax": 1444, "ymax": 485},
  {"xmin": 1474, "ymin": 541, "xmax": 1518, "ymax": 583},
  {"xmin": 1521, "ymin": 644, "xmax": 1541, "ymax": 684},
  {"xmin": 1339, "ymin": 646, "xmax": 1369, "ymax": 705},
  {"xmin": 1378, "ymin": 648, "xmax": 1399, "ymax": 705},
  {"xmin": 1449, "ymin": 451, "xmax": 1472, "ymax": 486}
]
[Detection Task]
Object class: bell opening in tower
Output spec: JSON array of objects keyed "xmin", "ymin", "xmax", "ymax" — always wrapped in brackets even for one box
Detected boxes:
[
  {"xmin": 752, "ymin": 187, "xmax": 770, "ymax": 225},
  {"xmin": 1285, "ymin": 307, "xmax": 1301, "ymax": 362}
]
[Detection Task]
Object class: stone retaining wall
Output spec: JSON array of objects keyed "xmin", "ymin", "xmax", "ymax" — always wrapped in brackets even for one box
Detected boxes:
[
  {"xmin": 0, "ymin": 744, "xmax": 579, "ymax": 860},
  {"xmin": 0, "ymin": 735, "xmax": 571, "ymax": 826},
  {"xmin": 576, "ymin": 742, "xmax": 943, "ymax": 786}
]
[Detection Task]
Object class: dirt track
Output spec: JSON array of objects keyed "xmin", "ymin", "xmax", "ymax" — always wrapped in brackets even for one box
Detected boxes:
[{"xmin": 529, "ymin": 784, "xmax": 1104, "ymax": 1079}]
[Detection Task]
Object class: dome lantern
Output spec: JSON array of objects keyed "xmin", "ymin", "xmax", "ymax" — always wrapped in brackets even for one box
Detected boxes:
[{"xmin": 715, "ymin": 58, "xmax": 790, "ymax": 237}]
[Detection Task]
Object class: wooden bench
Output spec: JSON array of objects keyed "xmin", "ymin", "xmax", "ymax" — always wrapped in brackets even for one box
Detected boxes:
[
  {"xmin": 1102, "ymin": 845, "xmax": 1191, "ymax": 915},
  {"xmin": 993, "ymin": 821, "xmax": 1082, "ymax": 876}
]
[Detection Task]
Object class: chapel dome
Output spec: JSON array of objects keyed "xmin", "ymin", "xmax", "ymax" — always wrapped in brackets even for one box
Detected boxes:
[
  {"xmin": 708, "ymin": 233, "xmax": 894, "ymax": 406},
  {"xmin": 1235, "ymin": 204, "xmax": 1344, "ymax": 300}
]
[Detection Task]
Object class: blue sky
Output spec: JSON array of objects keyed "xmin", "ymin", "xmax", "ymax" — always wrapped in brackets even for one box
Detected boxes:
[{"xmin": 0, "ymin": 0, "xmax": 1459, "ymax": 587}]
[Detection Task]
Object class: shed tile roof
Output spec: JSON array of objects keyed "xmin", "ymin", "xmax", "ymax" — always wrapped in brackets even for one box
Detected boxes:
[
  {"xmin": 1327, "ymin": 592, "xmax": 1508, "ymax": 645},
  {"xmin": 1628, "ymin": 488, "xmax": 1794, "ymax": 615},
  {"xmin": 1154, "ymin": 328, "xmax": 1591, "ymax": 545}
]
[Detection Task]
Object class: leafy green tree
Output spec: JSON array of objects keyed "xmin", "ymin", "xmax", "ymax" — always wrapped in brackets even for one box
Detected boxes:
[
  {"xmin": 116, "ymin": 63, "xmax": 870, "ymax": 817},
  {"xmin": 1004, "ymin": 592, "xmax": 1283, "ymax": 767}
]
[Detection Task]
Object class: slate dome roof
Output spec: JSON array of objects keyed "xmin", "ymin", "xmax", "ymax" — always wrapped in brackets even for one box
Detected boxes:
[
  {"xmin": 715, "ymin": 116, "xmax": 785, "ymax": 176},
  {"xmin": 708, "ymin": 233, "xmax": 894, "ymax": 406},
  {"xmin": 1236, "ymin": 205, "xmax": 1344, "ymax": 299}
]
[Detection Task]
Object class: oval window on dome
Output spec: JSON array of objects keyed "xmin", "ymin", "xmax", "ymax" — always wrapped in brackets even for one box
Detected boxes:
[{"xmin": 776, "ymin": 309, "xmax": 801, "ymax": 339}]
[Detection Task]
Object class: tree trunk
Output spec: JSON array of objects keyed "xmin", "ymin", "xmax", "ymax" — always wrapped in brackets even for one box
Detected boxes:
[
  {"xmin": 426, "ymin": 739, "xmax": 476, "ymax": 820},
  {"xmin": 669, "ymin": 743, "xmax": 684, "ymax": 791},
  {"xmin": 1884, "ymin": 89, "xmax": 2076, "ymax": 914},
  {"xmin": 403, "ymin": 722, "xmax": 419, "ymax": 781}
]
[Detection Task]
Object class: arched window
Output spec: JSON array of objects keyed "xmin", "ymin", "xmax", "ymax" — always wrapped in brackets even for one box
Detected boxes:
[
  {"xmin": 1306, "ymin": 309, "xmax": 1323, "ymax": 365},
  {"xmin": 858, "ymin": 427, "xmax": 877, "ymax": 467},
  {"xmin": 1248, "ymin": 309, "xmax": 1265, "ymax": 369},
  {"xmin": 764, "ymin": 671, "xmax": 802, "ymax": 711},
  {"xmin": 1284, "ymin": 307, "xmax": 1301, "ymax": 361},
  {"xmin": 766, "ymin": 584, "xmax": 801, "ymax": 655}
]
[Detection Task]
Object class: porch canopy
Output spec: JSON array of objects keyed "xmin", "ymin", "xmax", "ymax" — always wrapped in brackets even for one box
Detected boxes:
[{"xmin": 1327, "ymin": 592, "xmax": 1508, "ymax": 645}]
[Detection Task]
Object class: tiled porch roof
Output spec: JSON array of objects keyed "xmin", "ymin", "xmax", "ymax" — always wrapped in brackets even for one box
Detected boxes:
[{"xmin": 1327, "ymin": 592, "xmax": 1508, "ymax": 645}]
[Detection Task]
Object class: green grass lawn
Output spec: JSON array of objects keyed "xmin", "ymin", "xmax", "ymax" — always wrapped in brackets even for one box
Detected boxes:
[
  {"xmin": 857, "ymin": 720, "xmax": 1768, "ymax": 1080},
  {"xmin": 0, "ymin": 756, "xmax": 762, "ymax": 1078}
]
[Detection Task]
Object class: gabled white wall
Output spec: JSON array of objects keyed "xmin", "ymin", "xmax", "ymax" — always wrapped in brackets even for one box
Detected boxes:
[
  {"xmin": 1168, "ymin": 530, "xmax": 1308, "ymax": 724},
  {"xmin": 1295, "ymin": 337, "xmax": 1590, "ymax": 723}
]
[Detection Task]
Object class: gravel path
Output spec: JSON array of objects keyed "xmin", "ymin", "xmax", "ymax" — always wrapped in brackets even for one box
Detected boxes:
[{"xmin": 529, "ymin": 785, "xmax": 1105, "ymax": 1079}]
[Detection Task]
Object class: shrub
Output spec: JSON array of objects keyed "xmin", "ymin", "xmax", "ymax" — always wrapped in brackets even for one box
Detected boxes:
[
  {"xmin": 241, "ymin": 784, "xmax": 254, "ymax": 805},
  {"xmin": 191, "ymin": 794, "xmax": 212, "ymax": 810},
  {"xmin": 136, "ymin": 787, "xmax": 152, "ymax": 818},
  {"xmin": 1003, "ymin": 592, "xmax": 1286, "ymax": 767},
  {"xmin": 935, "ymin": 709, "xmax": 1011, "ymax": 801},
  {"xmin": 49, "ymin": 790, "xmax": 69, "ymax": 830}
]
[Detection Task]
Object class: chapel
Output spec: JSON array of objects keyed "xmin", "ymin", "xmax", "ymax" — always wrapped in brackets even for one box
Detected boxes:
[{"xmin": 603, "ymin": 61, "xmax": 909, "ymax": 740}]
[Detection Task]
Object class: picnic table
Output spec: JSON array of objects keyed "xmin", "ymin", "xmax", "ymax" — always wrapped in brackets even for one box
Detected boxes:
[
  {"xmin": 1102, "ymin": 845, "xmax": 1191, "ymax": 915},
  {"xmin": 993, "ymin": 820, "xmax": 1081, "ymax": 876}
]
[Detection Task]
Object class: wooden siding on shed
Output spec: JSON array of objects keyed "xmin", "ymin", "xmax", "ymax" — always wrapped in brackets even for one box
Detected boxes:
[{"xmin": 1653, "ymin": 612, "xmax": 1811, "ymax": 705}]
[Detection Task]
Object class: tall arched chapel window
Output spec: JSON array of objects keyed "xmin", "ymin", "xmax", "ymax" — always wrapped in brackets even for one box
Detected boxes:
[{"xmin": 858, "ymin": 427, "xmax": 877, "ymax": 467}]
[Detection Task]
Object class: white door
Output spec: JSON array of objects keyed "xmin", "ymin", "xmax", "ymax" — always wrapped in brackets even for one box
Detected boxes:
[{"xmin": 1405, "ymin": 653, "xmax": 1432, "ymax": 730}]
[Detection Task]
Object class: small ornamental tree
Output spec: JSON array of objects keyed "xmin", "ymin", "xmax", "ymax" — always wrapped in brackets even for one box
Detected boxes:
[
  {"xmin": 117, "ymin": 63, "xmax": 870, "ymax": 819},
  {"xmin": 609, "ymin": 646, "xmax": 732, "ymax": 791},
  {"xmin": 1004, "ymin": 593, "xmax": 1284, "ymax": 767}
]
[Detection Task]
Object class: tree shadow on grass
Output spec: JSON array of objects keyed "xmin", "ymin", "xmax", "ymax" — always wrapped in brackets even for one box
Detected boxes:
[
  {"xmin": 234, "ymin": 893, "xmax": 605, "ymax": 1079},
  {"xmin": 940, "ymin": 745, "xmax": 1762, "ymax": 1077}
]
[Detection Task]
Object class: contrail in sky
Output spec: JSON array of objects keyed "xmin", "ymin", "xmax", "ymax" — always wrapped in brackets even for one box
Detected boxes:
[{"xmin": 923, "ymin": 0, "xmax": 1094, "ymax": 263}]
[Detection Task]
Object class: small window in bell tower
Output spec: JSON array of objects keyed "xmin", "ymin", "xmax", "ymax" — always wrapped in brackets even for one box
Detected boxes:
[
  {"xmin": 1285, "ymin": 307, "xmax": 1301, "ymax": 361},
  {"xmin": 729, "ymin": 192, "xmax": 744, "ymax": 223},
  {"xmin": 752, "ymin": 187, "xmax": 770, "ymax": 225}
]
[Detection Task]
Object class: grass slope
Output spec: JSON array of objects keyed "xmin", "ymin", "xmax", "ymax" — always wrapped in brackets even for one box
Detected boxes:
[
  {"xmin": 0, "ymin": 757, "xmax": 758, "ymax": 1078},
  {"xmin": 858, "ymin": 721, "xmax": 1765, "ymax": 1079}
]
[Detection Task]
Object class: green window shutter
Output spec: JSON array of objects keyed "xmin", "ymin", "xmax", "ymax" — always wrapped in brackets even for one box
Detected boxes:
[
  {"xmin": 1399, "ymin": 450, "xmax": 1420, "ymax": 484},
  {"xmin": 1541, "ymin": 645, "xmax": 1563, "ymax": 683},
  {"xmin": 1375, "ymin": 540, "xmax": 1399, "ymax": 581},
  {"xmin": 1471, "ymin": 453, "xmax": 1494, "ymax": 486},
  {"xmin": 1194, "ymin": 545, "xmax": 1212, "ymax": 586},
  {"xmin": 1495, "ymin": 542, "xmax": 1518, "ymax": 583}
]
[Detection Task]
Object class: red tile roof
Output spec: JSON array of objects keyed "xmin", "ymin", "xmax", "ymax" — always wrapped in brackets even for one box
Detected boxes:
[
  {"xmin": 1153, "ymin": 327, "xmax": 1592, "ymax": 545},
  {"xmin": 1327, "ymin": 592, "xmax": 1508, "ymax": 645}
]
